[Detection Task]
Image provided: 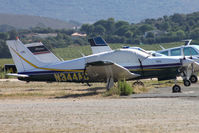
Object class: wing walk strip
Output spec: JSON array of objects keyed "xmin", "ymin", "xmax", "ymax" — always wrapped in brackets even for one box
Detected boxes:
[{"xmin": 11, "ymin": 47, "xmax": 83, "ymax": 73}]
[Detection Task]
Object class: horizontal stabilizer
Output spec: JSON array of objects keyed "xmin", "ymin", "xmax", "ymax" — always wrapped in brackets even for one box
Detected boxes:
[{"xmin": 6, "ymin": 73, "xmax": 29, "ymax": 77}]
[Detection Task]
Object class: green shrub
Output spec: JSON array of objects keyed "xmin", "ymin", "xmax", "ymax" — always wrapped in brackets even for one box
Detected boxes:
[
  {"xmin": 104, "ymin": 80, "xmax": 133, "ymax": 96},
  {"xmin": 118, "ymin": 80, "xmax": 133, "ymax": 96}
]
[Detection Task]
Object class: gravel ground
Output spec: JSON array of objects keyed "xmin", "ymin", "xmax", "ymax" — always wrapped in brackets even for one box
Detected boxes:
[{"xmin": 0, "ymin": 97, "xmax": 199, "ymax": 133}]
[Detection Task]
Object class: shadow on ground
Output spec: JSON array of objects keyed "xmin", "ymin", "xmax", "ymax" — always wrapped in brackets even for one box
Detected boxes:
[{"xmin": 54, "ymin": 87, "xmax": 105, "ymax": 99}]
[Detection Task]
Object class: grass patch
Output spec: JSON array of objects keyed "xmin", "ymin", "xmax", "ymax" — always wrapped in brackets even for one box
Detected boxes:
[
  {"xmin": 105, "ymin": 80, "xmax": 133, "ymax": 96},
  {"xmin": 118, "ymin": 80, "xmax": 133, "ymax": 96}
]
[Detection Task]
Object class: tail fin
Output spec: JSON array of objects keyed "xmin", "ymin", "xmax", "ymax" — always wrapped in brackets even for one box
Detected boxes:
[
  {"xmin": 88, "ymin": 37, "xmax": 112, "ymax": 54},
  {"xmin": 25, "ymin": 42, "xmax": 61, "ymax": 63},
  {"xmin": 6, "ymin": 39, "xmax": 47, "ymax": 72}
]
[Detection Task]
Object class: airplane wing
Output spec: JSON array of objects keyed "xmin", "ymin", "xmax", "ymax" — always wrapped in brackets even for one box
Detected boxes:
[{"xmin": 85, "ymin": 61, "xmax": 140, "ymax": 82}]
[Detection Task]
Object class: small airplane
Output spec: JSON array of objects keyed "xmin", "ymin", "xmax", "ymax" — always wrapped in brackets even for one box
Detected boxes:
[
  {"xmin": 6, "ymin": 38, "xmax": 199, "ymax": 93},
  {"xmin": 157, "ymin": 39, "xmax": 199, "ymax": 83}
]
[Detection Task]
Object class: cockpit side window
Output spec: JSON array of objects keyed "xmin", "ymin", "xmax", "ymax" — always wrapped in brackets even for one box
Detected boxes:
[
  {"xmin": 171, "ymin": 48, "xmax": 181, "ymax": 56},
  {"xmin": 160, "ymin": 51, "xmax": 169, "ymax": 56},
  {"xmin": 183, "ymin": 47, "xmax": 198, "ymax": 56}
]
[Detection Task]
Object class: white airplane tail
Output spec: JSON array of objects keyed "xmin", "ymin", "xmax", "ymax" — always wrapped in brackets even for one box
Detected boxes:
[
  {"xmin": 88, "ymin": 37, "xmax": 112, "ymax": 54},
  {"xmin": 6, "ymin": 39, "xmax": 48, "ymax": 73}
]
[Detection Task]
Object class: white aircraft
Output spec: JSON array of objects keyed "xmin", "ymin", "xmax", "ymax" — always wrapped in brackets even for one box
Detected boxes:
[
  {"xmin": 157, "ymin": 39, "xmax": 199, "ymax": 83},
  {"xmin": 6, "ymin": 38, "xmax": 199, "ymax": 93}
]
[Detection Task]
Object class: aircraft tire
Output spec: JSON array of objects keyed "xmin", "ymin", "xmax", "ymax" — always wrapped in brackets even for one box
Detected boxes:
[
  {"xmin": 172, "ymin": 85, "xmax": 181, "ymax": 93},
  {"xmin": 183, "ymin": 79, "xmax": 191, "ymax": 87},
  {"xmin": 189, "ymin": 75, "xmax": 198, "ymax": 83}
]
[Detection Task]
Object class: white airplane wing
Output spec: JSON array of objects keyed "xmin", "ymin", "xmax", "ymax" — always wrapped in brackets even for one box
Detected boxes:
[{"xmin": 85, "ymin": 61, "xmax": 140, "ymax": 82}]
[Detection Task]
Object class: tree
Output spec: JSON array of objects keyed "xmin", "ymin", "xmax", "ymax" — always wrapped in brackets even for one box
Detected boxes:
[
  {"xmin": 115, "ymin": 21, "xmax": 129, "ymax": 28},
  {"xmin": 94, "ymin": 18, "xmax": 115, "ymax": 34},
  {"xmin": 190, "ymin": 28, "xmax": 199, "ymax": 39},
  {"xmin": 80, "ymin": 24, "xmax": 94, "ymax": 35},
  {"xmin": 115, "ymin": 25, "xmax": 130, "ymax": 36},
  {"xmin": 138, "ymin": 24, "xmax": 154, "ymax": 34},
  {"xmin": 176, "ymin": 30, "xmax": 185, "ymax": 40},
  {"xmin": 0, "ymin": 32, "xmax": 9, "ymax": 40},
  {"xmin": 171, "ymin": 13, "xmax": 185, "ymax": 24},
  {"xmin": 124, "ymin": 31, "xmax": 133, "ymax": 38},
  {"xmin": 146, "ymin": 32, "xmax": 154, "ymax": 38},
  {"xmin": 8, "ymin": 30, "xmax": 18, "ymax": 40},
  {"xmin": 156, "ymin": 22, "xmax": 170, "ymax": 31},
  {"xmin": 93, "ymin": 25, "xmax": 105, "ymax": 35}
]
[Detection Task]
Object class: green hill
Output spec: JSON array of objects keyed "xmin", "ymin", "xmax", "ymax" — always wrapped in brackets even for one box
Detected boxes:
[
  {"xmin": 0, "ymin": 0, "xmax": 199, "ymax": 23},
  {"xmin": 0, "ymin": 13, "xmax": 78, "ymax": 30}
]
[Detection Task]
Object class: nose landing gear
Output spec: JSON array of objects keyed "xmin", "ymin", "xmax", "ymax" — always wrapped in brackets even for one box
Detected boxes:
[
  {"xmin": 172, "ymin": 85, "xmax": 181, "ymax": 93},
  {"xmin": 189, "ymin": 75, "xmax": 198, "ymax": 83}
]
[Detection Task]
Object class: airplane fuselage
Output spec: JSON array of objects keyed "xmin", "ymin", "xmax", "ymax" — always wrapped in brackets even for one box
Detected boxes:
[{"xmin": 18, "ymin": 49, "xmax": 182, "ymax": 83}]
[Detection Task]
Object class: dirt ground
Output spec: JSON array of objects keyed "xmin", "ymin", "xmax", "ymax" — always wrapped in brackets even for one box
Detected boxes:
[{"xmin": 0, "ymin": 79, "xmax": 199, "ymax": 133}]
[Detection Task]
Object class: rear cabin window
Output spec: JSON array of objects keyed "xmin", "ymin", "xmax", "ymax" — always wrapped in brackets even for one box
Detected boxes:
[
  {"xmin": 171, "ymin": 48, "xmax": 181, "ymax": 56},
  {"xmin": 183, "ymin": 47, "xmax": 198, "ymax": 56},
  {"xmin": 160, "ymin": 51, "xmax": 169, "ymax": 56}
]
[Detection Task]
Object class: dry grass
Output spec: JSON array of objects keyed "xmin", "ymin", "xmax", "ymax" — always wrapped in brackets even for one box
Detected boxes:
[
  {"xmin": 0, "ymin": 79, "xmax": 178, "ymax": 99},
  {"xmin": 0, "ymin": 80, "xmax": 106, "ymax": 99}
]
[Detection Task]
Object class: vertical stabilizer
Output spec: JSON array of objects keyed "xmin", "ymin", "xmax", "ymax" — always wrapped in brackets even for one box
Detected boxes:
[
  {"xmin": 6, "ymin": 39, "xmax": 47, "ymax": 72},
  {"xmin": 88, "ymin": 37, "xmax": 112, "ymax": 54}
]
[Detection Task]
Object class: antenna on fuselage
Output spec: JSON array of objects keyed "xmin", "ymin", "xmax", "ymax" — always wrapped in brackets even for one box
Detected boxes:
[
  {"xmin": 182, "ymin": 39, "xmax": 192, "ymax": 46},
  {"xmin": 159, "ymin": 45, "xmax": 165, "ymax": 50}
]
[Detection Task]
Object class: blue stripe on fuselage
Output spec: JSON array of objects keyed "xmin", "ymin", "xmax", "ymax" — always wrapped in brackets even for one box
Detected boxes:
[{"xmin": 125, "ymin": 63, "xmax": 181, "ymax": 69}]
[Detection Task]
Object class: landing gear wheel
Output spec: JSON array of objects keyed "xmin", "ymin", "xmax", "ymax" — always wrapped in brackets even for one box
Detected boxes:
[
  {"xmin": 189, "ymin": 75, "xmax": 198, "ymax": 83},
  {"xmin": 172, "ymin": 85, "xmax": 181, "ymax": 93},
  {"xmin": 132, "ymin": 81, "xmax": 144, "ymax": 86},
  {"xmin": 183, "ymin": 79, "xmax": 191, "ymax": 87}
]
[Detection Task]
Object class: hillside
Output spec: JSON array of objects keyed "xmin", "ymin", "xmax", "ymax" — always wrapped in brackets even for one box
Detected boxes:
[
  {"xmin": 0, "ymin": 0, "xmax": 199, "ymax": 23},
  {"xmin": 0, "ymin": 13, "xmax": 78, "ymax": 30}
]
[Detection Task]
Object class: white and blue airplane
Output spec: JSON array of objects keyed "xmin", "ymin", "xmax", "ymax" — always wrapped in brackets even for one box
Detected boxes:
[
  {"xmin": 6, "ymin": 38, "xmax": 199, "ymax": 93},
  {"xmin": 157, "ymin": 39, "xmax": 199, "ymax": 83}
]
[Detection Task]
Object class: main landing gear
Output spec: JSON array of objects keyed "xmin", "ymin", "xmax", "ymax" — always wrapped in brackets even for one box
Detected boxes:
[
  {"xmin": 172, "ymin": 76, "xmax": 195, "ymax": 93},
  {"xmin": 183, "ymin": 79, "xmax": 191, "ymax": 87},
  {"xmin": 172, "ymin": 79, "xmax": 191, "ymax": 93},
  {"xmin": 172, "ymin": 85, "xmax": 181, "ymax": 93}
]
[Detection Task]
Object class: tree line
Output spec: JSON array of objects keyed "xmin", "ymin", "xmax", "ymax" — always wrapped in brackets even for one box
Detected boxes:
[
  {"xmin": 1, "ymin": 11, "xmax": 199, "ymax": 58},
  {"xmin": 80, "ymin": 12, "xmax": 199, "ymax": 44}
]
